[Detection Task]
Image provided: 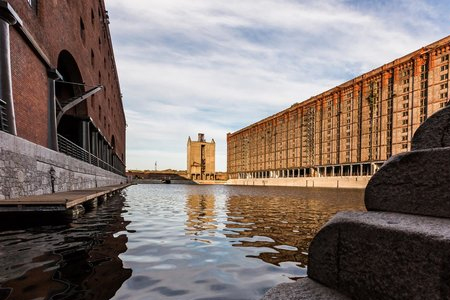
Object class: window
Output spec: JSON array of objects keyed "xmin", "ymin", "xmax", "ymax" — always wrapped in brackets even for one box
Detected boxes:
[
  {"xmin": 403, "ymin": 87, "xmax": 409, "ymax": 93},
  {"xmin": 440, "ymin": 92, "xmax": 448, "ymax": 99},
  {"xmin": 402, "ymin": 111, "xmax": 408, "ymax": 117},
  {"xmin": 441, "ymin": 74, "xmax": 449, "ymax": 81},
  {"xmin": 402, "ymin": 103, "xmax": 409, "ymax": 109},
  {"xmin": 402, "ymin": 120, "xmax": 408, "ymax": 125},
  {"xmin": 442, "ymin": 54, "xmax": 449, "ymax": 62},
  {"xmin": 441, "ymin": 65, "xmax": 449, "ymax": 71},
  {"xmin": 441, "ymin": 83, "xmax": 448, "ymax": 90},
  {"xmin": 402, "ymin": 136, "xmax": 408, "ymax": 141},
  {"xmin": 403, "ymin": 95, "xmax": 409, "ymax": 101},
  {"xmin": 403, "ymin": 79, "xmax": 409, "ymax": 85},
  {"xmin": 421, "ymin": 65, "xmax": 426, "ymax": 72},
  {"xmin": 402, "ymin": 144, "xmax": 408, "ymax": 149}
]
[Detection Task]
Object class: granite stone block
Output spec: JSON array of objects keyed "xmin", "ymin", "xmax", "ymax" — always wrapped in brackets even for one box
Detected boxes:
[
  {"xmin": 261, "ymin": 278, "xmax": 350, "ymax": 300},
  {"xmin": 365, "ymin": 147, "xmax": 450, "ymax": 218},
  {"xmin": 308, "ymin": 211, "xmax": 450, "ymax": 300},
  {"xmin": 412, "ymin": 105, "xmax": 450, "ymax": 150}
]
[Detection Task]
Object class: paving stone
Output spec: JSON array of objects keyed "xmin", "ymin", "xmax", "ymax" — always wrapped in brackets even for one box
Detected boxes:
[
  {"xmin": 365, "ymin": 146, "xmax": 450, "ymax": 218},
  {"xmin": 308, "ymin": 211, "xmax": 450, "ymax": 300},
  {"xmin": 261, "ymin": 278, "xmax": 350, "ymax": 300}
]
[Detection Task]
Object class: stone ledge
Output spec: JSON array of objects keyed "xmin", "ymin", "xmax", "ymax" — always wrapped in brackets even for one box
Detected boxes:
[
  {"xmin": 261, "ymin": 278, "xmax": 350, "ymax": 300},
  {"xmin": 308, "ymin": 211, "xmax": 450, "ymax": 300}
]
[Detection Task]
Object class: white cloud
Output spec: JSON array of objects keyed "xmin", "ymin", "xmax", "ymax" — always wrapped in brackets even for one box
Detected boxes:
[{"xmin": 107, "ymin": 0, "xmax": 449, "ymax": 171}]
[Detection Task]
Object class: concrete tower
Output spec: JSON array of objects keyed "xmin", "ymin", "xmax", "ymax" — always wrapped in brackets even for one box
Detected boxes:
[{"xmin": 187, "ymin": 133, "xmax": 216, "ymax": 180}]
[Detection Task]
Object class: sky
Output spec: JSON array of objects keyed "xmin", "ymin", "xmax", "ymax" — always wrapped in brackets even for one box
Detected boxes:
[{"xmin": 106, "ymin": 0, "xmax": 450, "ymax": 172}]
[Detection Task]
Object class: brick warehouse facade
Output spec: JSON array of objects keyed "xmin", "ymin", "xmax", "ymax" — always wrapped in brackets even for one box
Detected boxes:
[
  {"xmin": 227, "ymin": 36, "xmax": 450, "ymax": 182},
  {"xmin": 0, "ymin": 0, "xmax": 126, "ymax": 198}
]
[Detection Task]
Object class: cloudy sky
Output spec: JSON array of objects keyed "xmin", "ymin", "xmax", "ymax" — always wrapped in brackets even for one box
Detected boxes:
[{"xmin": 106, "ymin": 0, "xmax": 449, "ymax": 171}]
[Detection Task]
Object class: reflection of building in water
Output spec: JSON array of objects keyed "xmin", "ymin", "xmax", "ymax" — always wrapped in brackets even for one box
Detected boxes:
[
  {"xmin": 185, "ymin": 193, "xmax": 217, "ymax": 236},
  {"xmin": 0, "ymin": 195, "xmax": 132, "ymax": 300},
  {"xmin": 187, "ymin": 133, "xmax": 216, "ymax": 180},
  {"xmin": 224, "ymin": 188, "xmax": 364, "ymax": 267}
]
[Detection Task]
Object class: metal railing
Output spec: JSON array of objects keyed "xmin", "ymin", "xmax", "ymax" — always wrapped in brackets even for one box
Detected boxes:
[
  {"xmin": 0, "ymin": 99, "xmax": 8, "ymax": 133},
  {"xmin": 58, "ymin": 134, "xmax": 125, "ymax": 176}
]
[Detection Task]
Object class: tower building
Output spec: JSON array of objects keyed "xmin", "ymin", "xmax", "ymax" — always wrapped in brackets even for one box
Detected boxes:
[{"xmin": 187, "ymin": 133, "xmax": 216, "ymax": 180}]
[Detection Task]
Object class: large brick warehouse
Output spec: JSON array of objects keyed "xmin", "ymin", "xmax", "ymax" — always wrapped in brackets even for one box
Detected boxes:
[
  {"xmin": 0, "ymin": 0, "xmax": 126, "ymax": 199},
  {"xmin": 227, "ymin": 36, "xmax": 450, "ymax": 186}
]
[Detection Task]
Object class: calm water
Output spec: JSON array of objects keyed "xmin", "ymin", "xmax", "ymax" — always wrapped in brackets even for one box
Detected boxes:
[{"xmin": 0, "ymin": 184, "xmax": 364, "ymax": 300}]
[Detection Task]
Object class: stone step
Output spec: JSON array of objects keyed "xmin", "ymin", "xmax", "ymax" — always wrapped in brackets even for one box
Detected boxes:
[
  {"xmin": 365, "ymin": 146, "xmax": 450, "ymax": 218},
  {"xmin": 307, "ymin": 211, "xmax": 450, "ymax": 300},
  {"xmin": 262, "ymin": 278, "xmax": 350, "ymax": 300}
]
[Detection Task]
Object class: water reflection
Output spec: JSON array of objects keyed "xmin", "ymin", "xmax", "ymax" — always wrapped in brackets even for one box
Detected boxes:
[
  {"xmin": 0, "ymin": 185, "xmax": 365, "ymax": 300},
  {"xmin": 0, "ymin": 194, "xmax": 132, "ymax": 300},
  {"xmin": 223, "ymin": 187, "xmax": 365, "ymax": 268},
  {"xmin": 185, "ymin": 194, "xmax": 217, "ymax": 236}
]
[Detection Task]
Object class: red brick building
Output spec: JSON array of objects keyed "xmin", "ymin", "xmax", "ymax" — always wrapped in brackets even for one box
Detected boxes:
[
  {"xmin": 228, "ymin": 36, "xmax": 450, "ymax": 182},
  {"xmin": 0, "ymin": 0, "xmax": 125, "ymax": 175}
]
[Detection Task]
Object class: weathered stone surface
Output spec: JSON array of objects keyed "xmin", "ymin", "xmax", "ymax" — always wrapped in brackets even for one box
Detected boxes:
[
  {"xmin": 261, "ymin": 278, "xmax": 350, "ymax": 300},
  {"xmin": 308, "ymin": 211, "xmax": 450, "ymax": 300},
  {"xmin": 411, "ymin": 105, "xmax": 450, "ymax": 150},
  {"xmin": 0, "ymin": 131, "xmax": 126, "ymax": 199},
  {"xmin": 365, "ymin": 146, "xmax": 450, "ymax": 218}
]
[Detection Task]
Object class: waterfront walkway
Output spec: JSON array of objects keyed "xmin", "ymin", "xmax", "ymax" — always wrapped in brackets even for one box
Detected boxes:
[{"xmin": 0, "ymin": 183, "xmax": 130, "ymax": 212}]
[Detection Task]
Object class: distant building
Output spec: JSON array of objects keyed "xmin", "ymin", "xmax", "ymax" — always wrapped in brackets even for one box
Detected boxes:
[
  {"xmin": 227, "ymin": 35, "xmax": 450, "ymax": 181},
  {"xmin": 187, "ymin": 133, "xmax": 215, "ymax": 180},
  {"xmin": 0, "ymin": 0, "xmax": 126, "ymax": 199}
]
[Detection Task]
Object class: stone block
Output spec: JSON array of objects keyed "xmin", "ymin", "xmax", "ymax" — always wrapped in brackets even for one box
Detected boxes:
[
  {"xmin": 412, "ymin": 105, "xmax": 450, "ymax": 150},
  {"xmin": 308, "ymin": 211, "xmax": 450, "ymax": 300},
  {"xmin": 365, "ymin": 147, "xmax": 450, "ymax": 218},
  {"xmin": 261, "ymin": 278, "xmax": 350, "ymax": 300}
]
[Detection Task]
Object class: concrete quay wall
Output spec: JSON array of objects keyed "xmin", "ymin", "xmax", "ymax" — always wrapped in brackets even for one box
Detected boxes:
[
  {"xmin": 0, "ymin": 131, "xmax": 126, "ymax": 200},
  {"xmin": 226, "ymin": 176, "xmax": 370, "ymax": 189}
]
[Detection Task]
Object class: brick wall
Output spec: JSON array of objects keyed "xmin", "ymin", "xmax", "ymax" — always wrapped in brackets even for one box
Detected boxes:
[{"xmin": 7, "ymin": 0, "xmax": 126, "ymax": 162}]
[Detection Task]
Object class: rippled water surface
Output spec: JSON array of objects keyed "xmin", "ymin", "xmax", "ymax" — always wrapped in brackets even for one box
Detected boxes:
[{"xmin": 0, "ymin": 184, "xmax": 365, "ymax": 300}]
